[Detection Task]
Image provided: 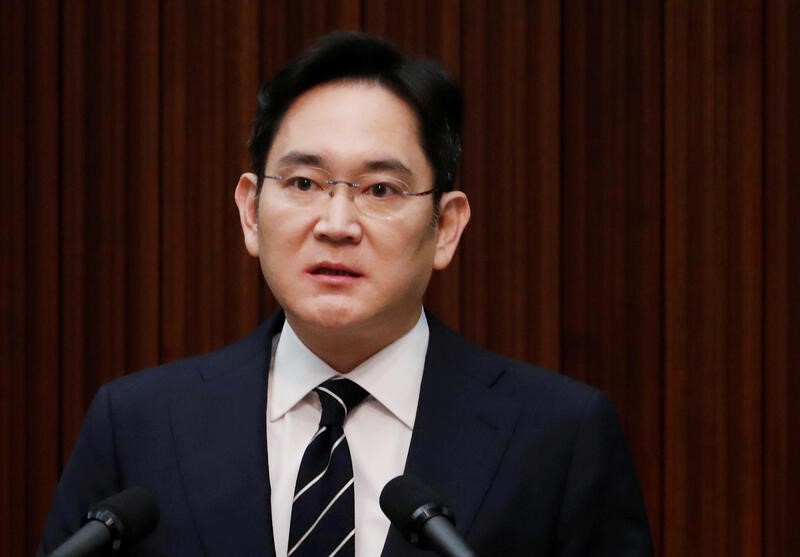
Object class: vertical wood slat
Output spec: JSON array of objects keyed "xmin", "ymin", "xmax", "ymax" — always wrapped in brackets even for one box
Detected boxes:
[
  {"xmin": 184, "ymin": 0, "xmax": 228, "ymax": 351},
  {"xmin": 24, "ymin": 3, "xmax": 62, "ymax": 550},
  {"xmin": 762, "ymin": 2, "xmax": 787, "ymax": 554},
  {"xmin": 60, "ymin": 0, "xmax": 89, "ymax": 456},
  {"xmin": 86, "ymin": 0, "xmax": 127, "ymax": 387},
  {"xmin": 764, "ymin": 1, "xmax": 800, "ymax": 555},
  {"xmin": 0, "ymin": 2, "xmax": 27, "ymax": 554},
  {"xmin": 124, "ymin": 0, "xmax": 161, "ymax": 372},
  {"xmin": 458, "ymin": 0, "xmax": 490, "ymax": 350},
  {"xmin": 0, "ymin": 3, "xmax": 27, "ymax": 556},
  {"xmin": 160, "ymin": 0, "xmax": 189, "ymax": 361},
  {"xmin": 527, "ymin": 0, "xmax": 561, "ymax": 371}
]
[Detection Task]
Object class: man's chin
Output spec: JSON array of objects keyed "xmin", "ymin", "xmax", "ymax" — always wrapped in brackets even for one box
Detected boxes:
[{"xmin": 285, "ymin": 302, "xmax": 372, "ymax": 335}]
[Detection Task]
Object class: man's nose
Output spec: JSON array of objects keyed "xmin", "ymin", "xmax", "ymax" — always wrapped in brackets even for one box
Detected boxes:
[{"xmin": 312, "ymin": 183, "xmax": 363, "ymax": 243}]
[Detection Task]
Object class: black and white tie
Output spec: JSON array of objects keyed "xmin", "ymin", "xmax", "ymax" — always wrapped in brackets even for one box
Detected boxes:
[{"xmin": 288, "ymin": 378, "xmax": 369, "ymax": 557}]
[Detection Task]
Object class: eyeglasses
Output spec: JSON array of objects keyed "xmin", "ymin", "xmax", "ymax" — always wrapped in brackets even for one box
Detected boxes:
[{"xmin": 261, "ymin": 170, "xmax": 436, "ymax": 219}]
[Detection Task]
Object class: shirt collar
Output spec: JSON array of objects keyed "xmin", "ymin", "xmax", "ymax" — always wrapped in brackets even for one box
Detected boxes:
[{"xmin": 268, "ymin": 310, "xmax": 429, "ymax": 430}]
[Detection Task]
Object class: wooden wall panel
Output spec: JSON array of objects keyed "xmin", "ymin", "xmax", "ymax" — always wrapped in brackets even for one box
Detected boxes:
[
  {"xmin": 262, "ymin": 0, "xmax": 361, "ymax": 63},
  {"xmin": 1, "ymin": 1, "xmax": 62, "ymax": 553},
  {"xmin": 2, "ymin": 2, "xmax": 798, "ymax": 556},
  {"xmin": 161, "ymin": 0, "xmax": 279, "ymax": 361},
  {"xmin": 664, "ymin": 1, "xmax": 763, "ymax": 555},
  {"xmin": 459, "ymin": 0, "xmax": 561, "ymax": 367},
  {"xmin": 364, "ymin": 0, "xmax": 461, "ymax": 63},
  {"xmin": 59, "ymin": 0, "xmax": 164, "ymax": 459},
  {"xmin": 562, "ymin": 2, "xmax": 663, "ymax": 546}
]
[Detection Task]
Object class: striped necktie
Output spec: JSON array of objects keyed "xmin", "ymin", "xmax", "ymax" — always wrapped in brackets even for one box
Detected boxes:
[{"xmin": 288, "ymin": 378, "xmax": 369, "ymax": 557}]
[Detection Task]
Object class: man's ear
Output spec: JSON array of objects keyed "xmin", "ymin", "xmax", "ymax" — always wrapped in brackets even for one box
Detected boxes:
[
  {"xmin": 234, "ymin": 172, "xmax": 261, "ymax": 257},
  {"xmin": 433, "ymin": 191, "xmax": 471, "ymax": 270}
]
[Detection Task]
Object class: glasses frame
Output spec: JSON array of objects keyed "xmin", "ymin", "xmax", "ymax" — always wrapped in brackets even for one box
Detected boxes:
[
  {"xmin": 261, "ymin": 174, "xmax": 437, "ymax": 198},
  {"xmin": 259, "ymin": 173, "xmax": 437, "ymax": 219}
]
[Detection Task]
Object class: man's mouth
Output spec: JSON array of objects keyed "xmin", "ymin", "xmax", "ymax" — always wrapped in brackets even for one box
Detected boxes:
[
  {"xmin": 313, "ymin": 268, "xmax": 359, "ymax": 277},
  {"xmin": 308, "ymin": 264, "xmax": 363, "ymax": 278}
]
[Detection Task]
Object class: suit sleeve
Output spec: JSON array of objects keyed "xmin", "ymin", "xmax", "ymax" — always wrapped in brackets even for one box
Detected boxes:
[
  {"xmin": 556, "ymin": 391, "xmax": 653, "ymax": 557},
  {"xmin": 37, "ymin": 385, "xmax": 121, "ymax": 555}
]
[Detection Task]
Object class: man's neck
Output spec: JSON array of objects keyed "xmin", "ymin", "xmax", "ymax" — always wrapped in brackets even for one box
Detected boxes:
[{"xmin": 284, "ymin": 311, "xmax": 422, "ymax": 373}]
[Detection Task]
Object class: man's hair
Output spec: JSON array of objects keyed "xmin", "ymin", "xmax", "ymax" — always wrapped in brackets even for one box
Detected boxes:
[{"xmin": 247, "ymin": 31, "xmax": 463, "ymax": 199}]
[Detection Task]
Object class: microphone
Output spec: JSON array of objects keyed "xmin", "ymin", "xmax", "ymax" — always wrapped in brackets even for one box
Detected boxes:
[
  {"xmin": 49, "ymin": 487, "xmax": 159, "ymax": 557},
  {"xmin": 380, "ymin": 474, "xmax": 477, "ymax": 557}
]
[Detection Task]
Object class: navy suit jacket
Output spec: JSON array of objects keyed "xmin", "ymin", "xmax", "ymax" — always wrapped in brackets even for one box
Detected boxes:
[{"xmin": 39, "ymin": 312, "xmax": 653, "ymax": 556}]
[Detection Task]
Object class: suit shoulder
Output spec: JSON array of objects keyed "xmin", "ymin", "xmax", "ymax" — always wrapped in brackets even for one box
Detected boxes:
[
  {"xmin": 491, "ymin": 356, "xmax": 611, "ymax": 423},
  {"xmin": 426, "ymin": 313, "xmax": 608, "ymax": 416},
  {"xmin": 499, "ymin": 355, "xmax": 603, "ymax": 400},
  {"xmin": 100, "ymin": 322, "xmax": 271, "ymax": 402}
]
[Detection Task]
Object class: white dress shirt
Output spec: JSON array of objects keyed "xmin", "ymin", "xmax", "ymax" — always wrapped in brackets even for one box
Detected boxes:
[{"xmin": 266, "ymin": 311, "xmax": 428, "ymax": 557}]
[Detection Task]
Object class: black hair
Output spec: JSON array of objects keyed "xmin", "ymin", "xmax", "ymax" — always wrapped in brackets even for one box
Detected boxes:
[{"xmin": 247, "ymin": 31, "xmax": 463, "ymax": 200}]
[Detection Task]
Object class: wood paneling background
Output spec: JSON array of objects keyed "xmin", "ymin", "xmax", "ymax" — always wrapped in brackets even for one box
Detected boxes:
[{"xmin": 1, "ymin": 1, "xmax": 797, "ymax": 555}]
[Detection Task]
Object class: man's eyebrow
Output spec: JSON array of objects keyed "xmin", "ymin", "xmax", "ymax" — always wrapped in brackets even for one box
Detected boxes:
[
  {"xmin": 362, "ymin": 159, "xmax": 413, "ymax": 176},
  {"xmin": 276, "ymin": 151, "xmax": 326, "ymax": 167},
  {"xmin": 275, "ymin": 152, "xmax": 413, "ymax": 177}
]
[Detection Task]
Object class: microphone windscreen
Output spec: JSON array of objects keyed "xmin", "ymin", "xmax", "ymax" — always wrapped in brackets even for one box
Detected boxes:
[
  {"xmin": 380, "ymin": 474, "xmax": 442, "ymax": 533},
  {"xmin": 89, "ymin": 487, "xmax": 160, "ymax": 544}
]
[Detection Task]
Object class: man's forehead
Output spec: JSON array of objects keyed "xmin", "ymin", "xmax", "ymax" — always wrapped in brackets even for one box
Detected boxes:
[{"xmin": 265, "ymin": 82, "xmax": 431, "ymax": 180}]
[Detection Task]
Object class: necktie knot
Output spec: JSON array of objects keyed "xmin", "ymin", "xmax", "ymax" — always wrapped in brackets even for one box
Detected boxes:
[{"xmin": 315, "ymin": 378, "xmax": 369, "ymax": 427}]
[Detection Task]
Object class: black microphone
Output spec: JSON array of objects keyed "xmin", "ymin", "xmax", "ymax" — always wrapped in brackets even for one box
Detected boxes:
[
  {"xmin": 380, "ymin": 474, "xmax": 477, "ymax": 557},
  {"xmin": 49, "ymin": 487, "xmax": 159, "ymax": 557}
]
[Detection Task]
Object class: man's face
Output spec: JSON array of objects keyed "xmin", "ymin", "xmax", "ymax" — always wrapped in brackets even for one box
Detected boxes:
[{"xmin": 235, "ymin": 82, "xmax": 469, "ymax": 350}]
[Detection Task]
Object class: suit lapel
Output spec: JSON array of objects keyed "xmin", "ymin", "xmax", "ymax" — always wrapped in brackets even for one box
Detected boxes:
[
  {"xmin": 381, "ymin": 316, "xmax": 521, "ymax": 556},
  {"xmin": 170, "ymin": 315, "xmax": 284, "ymax": 557}
]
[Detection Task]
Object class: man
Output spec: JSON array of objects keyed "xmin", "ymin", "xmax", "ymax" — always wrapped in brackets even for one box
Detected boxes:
[{"xmin": 39, "ymin": 32, "xmax": 653, "ymax": 556}]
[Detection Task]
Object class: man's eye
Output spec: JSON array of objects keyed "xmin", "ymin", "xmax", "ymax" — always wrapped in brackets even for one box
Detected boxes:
[
  {"xmin": 366, "ymin": 182, "xmax": 401, "ymax": 198},
  {"xmin": 288, "ymin": 177, "xmax": 317, "ymax": 192}
]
